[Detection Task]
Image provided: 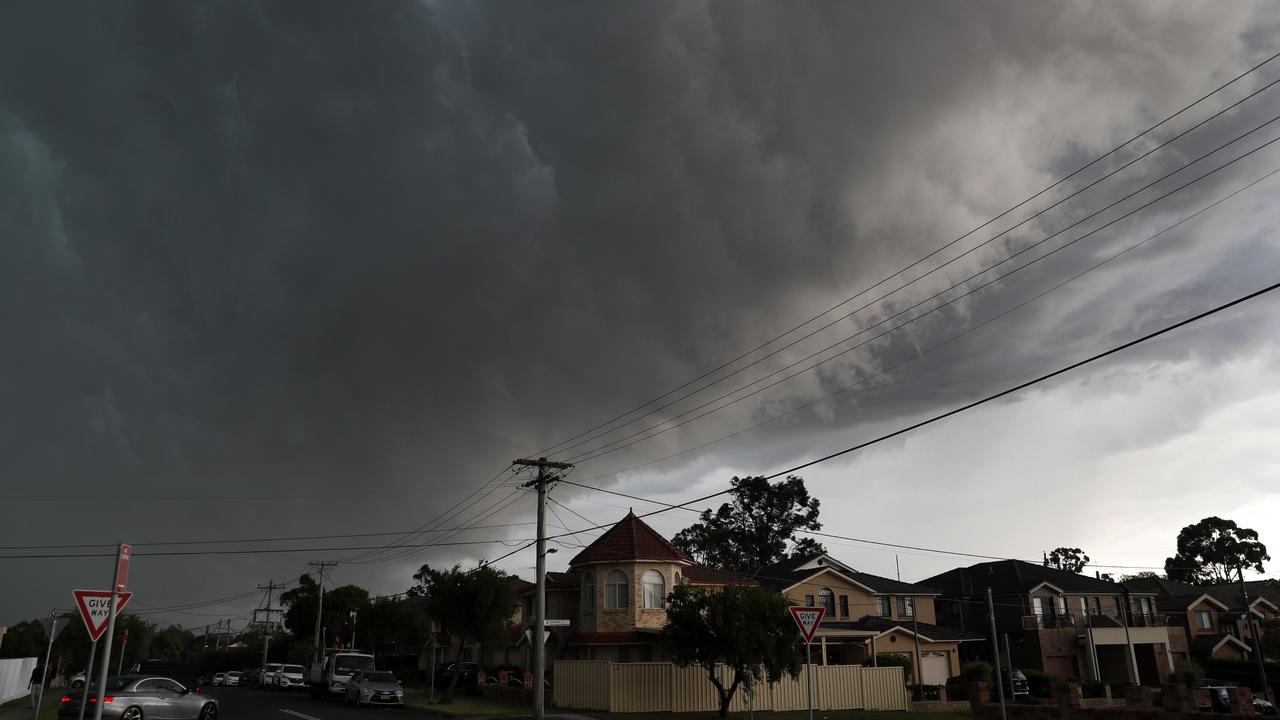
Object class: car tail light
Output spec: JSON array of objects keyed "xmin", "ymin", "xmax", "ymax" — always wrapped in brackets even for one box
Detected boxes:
[
  {"xmin": 194, "ymin": 688, "xmax": 201, "ymax": 694},
  {"xmin": 61, "ymin": 696, "xmax": 72, "ymax": 704},
  {"xmin": 88, "ymin": 697, "xmax": 113, "ymax": 704}
]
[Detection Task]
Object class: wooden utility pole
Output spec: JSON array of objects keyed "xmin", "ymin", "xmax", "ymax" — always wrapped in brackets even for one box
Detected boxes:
[
  {"xmin": 514, "ymin": 457, "xmax": 573, "ymax": 720},
  {"xmin": 257, "ymin": 580, "xmax": 287, "ymax": 667},
  {"xmin": 309, "ymin": 562, "xmax": 338, "ymax": 662}
]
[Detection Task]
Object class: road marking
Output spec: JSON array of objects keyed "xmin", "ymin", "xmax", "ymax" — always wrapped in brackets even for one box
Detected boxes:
[{"xmin": 278, "ymin": 709, "xmax": 323, "ymax": 720}]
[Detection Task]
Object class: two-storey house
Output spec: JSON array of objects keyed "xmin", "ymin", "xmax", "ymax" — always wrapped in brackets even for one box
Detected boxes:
[
  {"xmin": 755, "ymin": 554, "xmax": 985, "ymax": 685},
  {"xmin": 1123, "ymin": 576, "xmax": 1278, "ymax": 663},
  {"xmin": 923, "ymin": 559, "xmax": 1174, "ymax": 685}
]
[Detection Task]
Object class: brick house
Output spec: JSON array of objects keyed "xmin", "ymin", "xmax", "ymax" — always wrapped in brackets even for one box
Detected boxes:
[
  {"xmin": 754, "ymin": 554, "xmax": 985, "ymax": 685},
  {"xmin": 520, "ymin": 512, "xmax": 756, "ymax": 663},
  {"xmin": 923, "ymin": 559, "xmax": 1176, "ymax": 685},
  {"xmin": 1122, "ymin": 576, "xmax": 1279, "ymax": 663}
]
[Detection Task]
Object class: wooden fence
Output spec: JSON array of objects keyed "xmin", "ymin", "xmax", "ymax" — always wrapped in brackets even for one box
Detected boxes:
[{"xmin": 553, "ymin": 661, "xmax": 907, "ymax": 712}]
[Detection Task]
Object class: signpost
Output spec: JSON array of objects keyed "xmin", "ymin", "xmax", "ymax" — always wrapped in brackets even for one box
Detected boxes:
[
  {"xmin": 93, "ymin": 544, "xmax": 130, "ymax": 720},
  {"xmin": 544, "ymin": 619, "xmax": 570, "ymax": 628},
  {"xmin": 34, "ymin": 611, "xmax": 73, "ymax": 720},
  {"xmin": 788, "ymin": 606, "xmax": 825, "ymax": 720}
]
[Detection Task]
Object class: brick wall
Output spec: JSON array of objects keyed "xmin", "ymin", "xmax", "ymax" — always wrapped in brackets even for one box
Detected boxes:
[{"xmin": 968, "ymin": 680, "xmax": 1261, "ymax": 720}]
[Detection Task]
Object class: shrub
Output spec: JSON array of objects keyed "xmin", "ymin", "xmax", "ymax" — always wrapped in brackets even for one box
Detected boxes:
[
  {"xmin": 1167, "ymin": 660, "xmax": 1205, "ymax": 689},
  {"xmin": 867, "ymin": 653, "xmax": 913, "ymax": 680},
  {"xmin": 961, "ymin": 660, "xmax": 993, "ymax": 684},
  {"xmin": 1022, "ymin": 669, "xmax": 1059, "ymax": 698},
  {"xmin": 1081, "ymin": 681, "xmax": 1107, "ymax": 699}
]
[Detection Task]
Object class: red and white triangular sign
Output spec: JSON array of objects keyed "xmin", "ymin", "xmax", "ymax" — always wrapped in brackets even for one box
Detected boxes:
[
  {"xmin": 788, "ymin": 606, "xmax": 825, "ymax": 644},
  {"xmin": 73, "ymin": 590, "xmax": 133, "ymax": 642}
]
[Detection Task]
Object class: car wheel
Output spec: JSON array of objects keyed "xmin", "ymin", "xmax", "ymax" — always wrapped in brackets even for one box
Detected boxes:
[
  {"xmin": 199, "ymin": 704, "xmax": 217, "ymax": 720},
  {"xmin": 121, "ymin": 706, "xmax": 143, "ymax": 720}
]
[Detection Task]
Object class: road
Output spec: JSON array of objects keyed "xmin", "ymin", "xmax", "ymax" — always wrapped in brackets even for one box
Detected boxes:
[{"xmin": 204, "ymin": 687, "xmax": 418, "ymax": 720}]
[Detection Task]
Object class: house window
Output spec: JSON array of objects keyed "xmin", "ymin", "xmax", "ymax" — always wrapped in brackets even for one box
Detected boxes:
[
  {"xmin": 605, "ymin": 570, "xmax": 629, "ymax": 609},
  {"xmin": 1134, "ymin": 597, "xmax": 1154, "ymax": 618},
  {"xmin": 1053, "ymin": 596, "xmax": 1067, "ymax": 616},
  {"xmin": 875, "ymin": 596, "xmax": 891, "ymax": 616},
  {"xmin": 642, "ymin": 570, "xmax": 665, "ymax": 609},
  {"xmin": 1079, "ymin": 597, "xmax": 1089, "ymax": 615},
  {"xmin": 1032, "ymin": 597, "xmax": 1045, "ymax": 616},
  {"xmin": 897, "ymin": 596, "xmax": 914, "ymax": 617},
  {"xmin": 1196, "ymin": 611, "xmax": 1213, "ymax": 630},
  {"xmin": 840, "ymin": 595, "xmax": 850, "ymax": 618},
  {"xmin": 583, "ymin": 572, "xmax": 595, "ymax": 612},
  {"xmin": 1093, "ymin": 597, "xmax": 1102, "ymax": 615},
  {"xmin": 819, "ymin": 588, "xmax": 835, "ymax": 615}
]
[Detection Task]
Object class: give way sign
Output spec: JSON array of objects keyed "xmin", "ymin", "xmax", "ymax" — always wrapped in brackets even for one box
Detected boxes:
[
  {"xmin": 788, "ymin": 606, "xmax": 825, "ymax": 644},
  {"xmin": 73, "ymin": 590, "xmax": 133, "ymax": 642}
]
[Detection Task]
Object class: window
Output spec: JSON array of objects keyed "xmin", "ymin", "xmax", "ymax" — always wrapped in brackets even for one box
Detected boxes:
[
  {"xmin": 819, "ymin": 588, "xmax": 835, "ymax": 614},
  {"xmin": 897, "ymin": 596, "xmax": 914, "ymax": 617},
  {"xmin": 1032, "ymin": 597, "xmax": 1045, "ymax": 616},
  {"xmin": 1093, "ymin": 597, "xmax": 1103, "ymax": 615},
  {"xmin": 1079, "ymin": 597, "xmax": 1089, "ymax": 615},
  {"xmin": 1053, "ymin": 596, "xmax": 1067, "ymax": 616},
  {"xmin": 605, "ymin": 570, "xmax": 629, "ymax": 609},
  {"xmin": 1134, "ymin": 597, "xmax": 1154, "ymax": 617},
  {"xmin": 1196, "ymin": 611, "xmax": 1213, "ymax": 630},
  {"xmin": 839, "ymin": 595, "xmax": 849, "ymax": 618},
  {"xmin": 583, "ymin": 572, "xmax": 595, "ymax": 612},
  {"xmin": 875, "ymin": 596, "xmax": 891, "ymax": 616},
  {"xmin": 804, "ymin": 594, "xmax": 815, "ymax": 607},
  {"xmin": 642, "ymin": 570, "xmax": 665, "ymax": 609}
]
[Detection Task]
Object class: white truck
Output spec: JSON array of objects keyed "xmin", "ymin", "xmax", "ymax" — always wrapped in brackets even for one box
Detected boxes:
[{"xmin": 307, "ymin": 649, "xmax": 376, "ymax": 699}]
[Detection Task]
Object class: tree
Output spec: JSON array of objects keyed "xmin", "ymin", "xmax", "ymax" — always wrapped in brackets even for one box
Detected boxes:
[
  {"xmin": 1118, "ymin": 571, "xmax": 1161, "ymax": 582},
  {"xmin": 413, "ymin": 564, "xmax": 516, "ymax": 700},
  {"xmin": 662, "ymin": 584, "xmax": 800, "ymax": 717},
  {"xmin": 672, "ymin": 475, "xmax": 826, "ymax": 572},
  {"xmin": 1044, "ymin": 548, "xmax": 1090, "ymax": 574},
  {"xmin": 1164, "ymin": 517, "xmax": 1270, "ymax": 585},
  {"xmin": 280, "ymin": 575, "xmax": 371, "ymax": 649}
]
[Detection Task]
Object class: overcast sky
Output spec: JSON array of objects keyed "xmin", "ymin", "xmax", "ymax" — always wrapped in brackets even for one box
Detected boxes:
[{"xmin": 4, "ymin": 1, "xmax": 1280, "ymax": 629}]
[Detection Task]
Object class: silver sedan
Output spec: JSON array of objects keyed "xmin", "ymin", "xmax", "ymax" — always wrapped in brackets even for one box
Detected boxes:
[
  {"xmin": 59, "ymin": 676, "xmax": 218, "ymax": 720},
  {"xmin": 343, "ymin": 670, "xmax": 403, "ymax": 707}
]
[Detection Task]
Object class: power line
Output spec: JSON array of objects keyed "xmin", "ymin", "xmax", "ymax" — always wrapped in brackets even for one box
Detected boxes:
[
  {"xmin": 531, "ymin": 50, "xmax": 1280, "ymax": 459},
  {"xmin": 0, "ymin": 536, "xmax": 543, "ymax": 560},
  {"xmin": 571, "ymin": 160, "xmax": 1280, "ymax": 481},
  {"xmin": 542, "ymin": 277, "xmax": 1280, "ymax": 545},
  {"xmin": 566, "ymin": 116, "xmax": 1280, "ymax": 464}
]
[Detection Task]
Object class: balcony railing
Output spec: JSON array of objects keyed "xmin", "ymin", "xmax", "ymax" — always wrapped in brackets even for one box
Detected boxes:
[{"xmin": 1022, "ymin": 612, "xmax": 1169, "ymax": 630}]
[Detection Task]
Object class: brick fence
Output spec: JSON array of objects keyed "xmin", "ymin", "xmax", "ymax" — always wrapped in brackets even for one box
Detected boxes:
[{"xmin": 968, "ymin": 680, "xmax": 1261, "ymax": 720}]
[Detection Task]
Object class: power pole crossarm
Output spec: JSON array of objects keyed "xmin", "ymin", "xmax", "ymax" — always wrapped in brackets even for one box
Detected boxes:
[{"xmin": 512, "ymin": 457, "xmax": 573, "ymax": 720}]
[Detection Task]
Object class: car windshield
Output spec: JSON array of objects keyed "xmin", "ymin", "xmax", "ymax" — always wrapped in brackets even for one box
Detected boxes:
[
  {"xmin": 362, "ymin": 672, "xmax": 396, "ymax": 683},
  {"xmin": 334, "ymin": 656, "xmax": 375, "ymax": 675},
  {"xmin": 283, "ymin": 665, "xmax": 304, "ymax": 674},
  {"xmin": 105, "ymin": 677, "xmax": 134, "ymax": 692}
]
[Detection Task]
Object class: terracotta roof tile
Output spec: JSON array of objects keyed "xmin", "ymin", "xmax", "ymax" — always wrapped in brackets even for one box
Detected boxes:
[{"xmin": 568, "ymin": 512, "xmax": 693, "ymax": 566}]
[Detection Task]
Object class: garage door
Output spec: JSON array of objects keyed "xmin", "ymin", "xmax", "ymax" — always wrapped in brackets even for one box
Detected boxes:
[{"xmin": 921, "ymin": 651, "xmax": 950, "ymax": 685}]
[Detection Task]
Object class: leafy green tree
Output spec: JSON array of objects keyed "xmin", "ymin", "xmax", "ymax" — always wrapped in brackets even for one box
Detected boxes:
[
  {"xmin": 280, "ymin": 575, "xmax": 371, "ymax": 651},
  {"xmin": 149, "ymin": 626, "xmax": 195, "ymax": 662},
  {"xmin": 672, "ymin": 475, "xmax": 826, "ymax": 572},
  {"xmin": 1164, "ymin": 517, "xmax": 1269, "ymax": 585},
  {"xmin": 662, "ymin": 584, "xmax": 800, "ymax": 717},
  {"xmin": 1044, "ymin": 548, "xmax": 1090, "ymax": 574},
  {"xmin": 0, "ymin": 619, "xmax": 46, "ymax": 658},
  {"xmin": 413, "ymin": 564, "xmax": 516, "ymax": 700}
]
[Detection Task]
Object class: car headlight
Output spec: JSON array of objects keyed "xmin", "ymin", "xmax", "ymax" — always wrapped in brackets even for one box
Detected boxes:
[{"xmin": 395, "ymin": 690, "xmax": 404, "ymax": 696}]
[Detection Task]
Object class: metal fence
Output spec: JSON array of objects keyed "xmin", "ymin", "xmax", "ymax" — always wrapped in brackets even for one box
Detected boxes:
[{"xmin": 553, "ymin": 661, "xmax": 907, "ymax": 712}]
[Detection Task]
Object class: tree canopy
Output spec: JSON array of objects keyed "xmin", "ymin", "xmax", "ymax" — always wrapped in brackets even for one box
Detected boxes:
[
  {"xmin": 1044, "ymin": 547, "xmax": 1090, "ymax": 573},
  {"xmin": 662, "ymin": 584, "xmax": 801, "ymax": 717},
  {"xmin": 412, "ymin": 564, "xmax": 517, "ymax": 698},
  {"xmin": 280, "ymin": 574, "xmax": 371, "ymax": 649},
  {"xmin": 672, "ymin": 475, "xmax": 826, "ymax": 572},
  {"xmin": 1164, "ymin": 516, "xmax": 1269, "ymax": 585}
]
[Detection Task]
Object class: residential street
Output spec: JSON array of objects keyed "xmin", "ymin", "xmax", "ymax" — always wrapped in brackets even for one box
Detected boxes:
[{"xmin": 204, "ymin": 688, "xmax": 418, "ymax": 720}]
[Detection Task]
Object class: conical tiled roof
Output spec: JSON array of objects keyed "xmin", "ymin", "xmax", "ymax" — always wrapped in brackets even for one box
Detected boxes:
[{"xmin": 568, "ymin": 512, "xmax": 693, "ymax": 566}]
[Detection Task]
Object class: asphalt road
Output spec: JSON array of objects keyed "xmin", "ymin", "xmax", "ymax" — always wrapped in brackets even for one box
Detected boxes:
[{"xmin": 204, "ymin": 687, "xmax": 413, "ymax": 720}]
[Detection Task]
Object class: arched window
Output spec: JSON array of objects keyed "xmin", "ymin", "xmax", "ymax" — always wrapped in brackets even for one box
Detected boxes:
[
  {"xmin": 605, "ymin": 570, "xmax": 629, "ymax": 609},
  {"xmin": 583, "ymin": 571, "xmax": 595, "ymax": 612},
  {"xmin": 820, "ymin": 587, "xmax": 835, "ymax": 615},
  {"xmin": 642, "ymin": 570, "xmax": 665, "ymax": 609}
]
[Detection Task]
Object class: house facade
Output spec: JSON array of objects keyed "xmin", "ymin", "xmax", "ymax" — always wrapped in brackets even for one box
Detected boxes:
[
  {"xmin": 1122, "ymin": 576, "xmax": 1279, "ymax": 663},
  {"xmin": 755, "ymin": 554, "xmax": 985, "ymax": 685},
  {"xmin": 923, "ymin": 559, "xmax": 1176, "ymax": 685}
]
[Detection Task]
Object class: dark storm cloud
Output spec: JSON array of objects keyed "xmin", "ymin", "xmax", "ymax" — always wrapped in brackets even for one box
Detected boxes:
[{"xmin": 2, "ymin": 1, "xmax": 1278, "ymax": 623}]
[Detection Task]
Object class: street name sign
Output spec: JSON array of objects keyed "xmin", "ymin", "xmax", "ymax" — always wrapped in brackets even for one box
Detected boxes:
[
  {"xmin": 73, "ymin": 590, "xmax": 133, "ymax": 641},
  {"xmin": 114, "ymin": 545, "xmax": 132, "ymax": 593},
  {"xmin": 788, "ymin": 606, "xmax": 825, "ymax": 644},
  {"xmin": 544, "ymin": 619, "xmax": 570, "ymax": 627}
]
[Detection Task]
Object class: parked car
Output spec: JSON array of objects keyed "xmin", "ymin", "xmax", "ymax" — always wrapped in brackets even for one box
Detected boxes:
[
  {"xmin": 272, "ymin": 664, "xmax": 306, "ymax": 691},
  {"xmin": 1201, "ymin": 683, "xmax": 1277, "ymax": 716},
  {"xmin": 223, "ymin": 671, "xmax": 242, "ymax": 687},
  {"xmin": 433, "ymin": 662, "xmax": 480, "ymax": 689},
  {"xmin": 344, "ymin": 670, "xmax": 403, "ymax": 707},
  {"xmin": 211, "ymin": 673, "xmax": 226, "ymax": 686},
  {"xmin": 69, "ymin": 671, "xmax": 95, "ymax": 689},
  {"xmin": 196, "ymin": 675, "xmax": 214, "ymax": 687},
  {"xmin": 58, "ymin": 675, "xmax": 218, "ymax": 720}
]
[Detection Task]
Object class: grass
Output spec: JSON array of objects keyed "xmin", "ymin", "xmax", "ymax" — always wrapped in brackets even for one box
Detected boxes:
[
  {"xmin": 0, "ymin": 692, "xmax": 61, "ymax": 720},
  {"xmin": 402, "ymin": 688, "xmax": 534, "ymax": 717}
]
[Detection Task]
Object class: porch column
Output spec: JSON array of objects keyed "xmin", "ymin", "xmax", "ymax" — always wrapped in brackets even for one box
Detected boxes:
[
  {"xmin": 821, "ymin": 636, "xmax": 828, "ymax": 665},
  {"xmin": 870, "ymin": 636, "xmax": 877, "ymax": 666}
]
